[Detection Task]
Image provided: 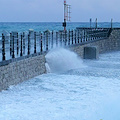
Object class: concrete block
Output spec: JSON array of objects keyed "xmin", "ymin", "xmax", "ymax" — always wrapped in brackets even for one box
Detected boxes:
[{"xmin": 84, "ymin": 46, "xmax": 99, "ymax": 59}]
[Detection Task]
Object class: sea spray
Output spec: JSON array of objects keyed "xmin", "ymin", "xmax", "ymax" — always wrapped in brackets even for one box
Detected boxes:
[{"xmin": 45, "ymin": 48, "xmax": 85, "ymax": 73}]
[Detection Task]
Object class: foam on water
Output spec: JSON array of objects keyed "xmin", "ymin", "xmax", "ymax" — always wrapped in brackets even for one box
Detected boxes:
[
  {"xmin": 1, "ymin": 50, "xmax": 120, "ymax": 120},
  {"xmin": 45, "ymin": 48, "xmax": 85, "ymax": 73}
]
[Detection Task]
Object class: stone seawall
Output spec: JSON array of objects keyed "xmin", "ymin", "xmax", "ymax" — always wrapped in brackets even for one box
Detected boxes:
[
  {"xmin": 0, "ymin": 55, "xmax": 46, "ymax": 91},
  {"xmin": 0, "ymin": 29, "xmax": 120, "ymax": 91},
  {"xmin": 70, "ymin": 29, "xmax": 120, "ymax": 58}
]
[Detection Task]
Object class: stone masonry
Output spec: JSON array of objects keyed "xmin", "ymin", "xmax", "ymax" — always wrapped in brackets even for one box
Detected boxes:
[
  {"xmin": 0, "ymin": 55, "xmax": 46, "ymax": 91},
  {"xmin": 70, "ymin": 29, "xmax": 120, "ymax": 58}
]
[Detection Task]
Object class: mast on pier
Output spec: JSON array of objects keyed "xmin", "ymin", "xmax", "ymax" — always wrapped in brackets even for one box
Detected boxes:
[{"xmin": 62, "ymin": 0, "xmax": 71, "ymax": 31}]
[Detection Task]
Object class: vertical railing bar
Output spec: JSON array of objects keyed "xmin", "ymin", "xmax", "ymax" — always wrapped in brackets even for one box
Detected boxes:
[
  {"xmin": 41, "ymin": 33, "xmax": 43, "ymax": 53},
  {"xmin": 17, "ymin": 33, "xmax": 19, "ymax": 56},
  {"xmin": 23, "ymin": 32, "xmax": 25, "ymax": 55},
  {"xmin": 52, "ymin": 31, "xmax": 53, "ymax": 49},
  {"xmin": 68, "ymin": 29, "xmax": 70, "ymax": 45},
  {"xmin": 12, "ymin": 35, "xmax": 15, "ymax": 58},
  {"xmin": 20, "ymin": 34, "xmax": 23, "ymax": 56},
  {"xmin": 28, "ymin": 34, "xmax": 30, "ymax": 55},
  {"xmin": 2, "ymin": 34, "xmax": 6, "ymax": 61},
  {"xmin": 34, "ymin": 32, "xmax": 36, "ymax": 54},
  {"xmin": 10, "ymin": 33, "xmax": 12, "ymax": 56}
]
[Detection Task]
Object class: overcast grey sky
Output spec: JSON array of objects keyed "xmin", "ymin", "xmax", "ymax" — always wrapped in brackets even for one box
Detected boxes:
[{"xmin": 0, "ymin": 0, "xmax": 120, "ymax": 22}]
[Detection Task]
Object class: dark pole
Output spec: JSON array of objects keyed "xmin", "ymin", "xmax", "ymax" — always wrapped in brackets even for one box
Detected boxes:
[
  {"xmin": 17, "ymin": 33, "xmax": 19, "ymax": 55},
  {"xmin": 65, "ymin": 30, "xmax": 67, "ymax": 46},
  {"xmin": 63, "ymin": 0, "xmax": 67, "ymax": 32},
  {"xmin": 2, "ymin": 34, "xmax": 6, "ymax": 61},
  {"xmin": 41, "ymin": 33, "xmax": 43, "ymax": 53},
  {"xmin": 20, "ymin": 34, "xmax": 23, "ymax": 56},
  {"xmin": 59, "ymin": 32, "xmax": 62, "ymax": 46},
  {"xmin": 83, "ymin": 29, "xmax": 85, "ymax": 42},
  {"xmin": 72, "ymin": 30, "xmax": 73, "ymax": 44},
  {"xmin": 46, "ymin": 32, "xmax": 48, "ymax": 51},
  {"xmin": 81, "ymin": 32, "xmax": 82, "ymax": 43},
  {"xmin": 52, "ymin": 31, "xmax": 53, "ymax": 48},
  {"xmin": 75, "ymin": 30, "xmax": 76, "ymax": 44},
  {"xmin": 12, "ymin": 36, "xmax": 15, "ymax": 58},
  {"xmin": 68, "ymin": 30, "xmax": 70, "ymax": 45},
  {"xmin": 56, "ymin": 32, "xmax": 58, "ymax": 47},
  {"xmin": 78, "ymin": 29, "xmax": 80, "ymax": 43},
  {"xmin": 23, "ymin": 32, "xmax": 25, "ymax": 55},
  {"xmin": 28, "ymin": 34, "xmax": 30, "ymax": 55},
  {"xmin": 34, "ymin": 32, "xmax": 36, "ymax": 53},
  {"xmin": 10, "ymin": 33, "xmax": 12, "ymax": 56}
]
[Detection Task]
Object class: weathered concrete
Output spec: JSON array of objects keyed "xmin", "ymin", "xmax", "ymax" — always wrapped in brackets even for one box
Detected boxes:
[
  {"xmin": 0, "ymin": 55, "xmax": 46, "ymax": 91},
  {"xmin": 84, "ymin": 46, "xmax": 98, "ymax": 59}
]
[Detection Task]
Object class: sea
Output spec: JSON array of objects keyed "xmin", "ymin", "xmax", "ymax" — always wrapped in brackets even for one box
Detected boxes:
[
  {"xmin": 0, "ymin": 22, "xmax": 120, "ymax": 120},
  {"xmin": 0, "ymin": 22, "xmax": 120, "ymax": 33}
]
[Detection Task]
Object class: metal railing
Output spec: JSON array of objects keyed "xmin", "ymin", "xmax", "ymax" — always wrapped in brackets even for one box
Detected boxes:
[{"xmin": 0, "ymin": 28, "xmax": 112, "ymax": 65}]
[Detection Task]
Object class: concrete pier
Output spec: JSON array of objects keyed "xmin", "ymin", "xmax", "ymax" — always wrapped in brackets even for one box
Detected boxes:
[{"xmin": 0, "ymin": 28, "xmax": 120, "ymax": 91}]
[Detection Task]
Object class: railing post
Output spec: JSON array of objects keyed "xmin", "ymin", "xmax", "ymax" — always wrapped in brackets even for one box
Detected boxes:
[
  {"xmin": 65, "ymin": 30, "xmax": 67, "ymax": 46},
  {"xmin": 88, "ymin": 29, "xmax": 90, "ymax": 41},
  {"xmin": 60, "ymin": 32, "xmax": 62, "ymax": 46},
  {"xmin": 56, "ymin": 32, "xmax": 58, "ymax": 47},
  {"xmin": 86, "ymin": 31, "xmax": 87, "ymax": 42},
  {"xmin": 39, "ymin": 31, "xmax": 41, "ymax": 50},
  {"xmin": 23, "ymin": 32, "xmax": 25, "ymax": 55},
  {"xmin": 68, "ymin": 30, "xmax": 70, "ymax": 45},
  {"xmin": 83, "ymin": 29, "xmax": 85, "ymax": 42},
  {"xmin": 81, "ymin": 32, "xmax": 82, "ymax": 43},
  {"xmin": 10, "ymin": 33, "xmax": 12, "ymax": 56},
  {"xmin": 78, "ymin": 29, "xmax": 80, "ymax": 43},
  {"xmin": 34, "ymin": 32, "xmax": 36, "ymax": 53},
  {"xmin": 48, "ymin": 32, "xmax": 51, "ymax": 50},
  {"xmin": 52, "ymin": 31, "xmax": 53, "ymax": 48},
  {"xmin": 17, "ymin": 32, "xmax": 19, "ymax": 55},
  {"xmin": 75, "ymin": 30, "xmax": 76, "ymax": 44},
  {"xmin": 2, "ymin": 34, "xmax": 6, "ymax": 61},
  {"xmin": 41, "ymin": 33, "xmax": 43, "ymax": 53},
  {"xmin": 72, "ymin": 30, "xmax": 73, "ymax": 44},
  {"xmin": 12, "ymin": 35, "xmax": 15, "ymax": 58},
  {"xmin": 93, "ymin": 31, "xmax": 95, "ymax": 40},
  {"xmin": 46, "ymin": 31, "xmax": 48, "ymax": 51},
  {"xmin": 43, "ymin": 32, "xmax": 45, "ymax": 51},
  {"xmin": 28, "ymin": 34, "xmax": 30, "ymax": 55},
  {"xmin": 20, "ymin": 34, "xmax": 23, "ymax": 56},
  {"xmin": 90, "ymin": 29, "xmax": 93, "ymax": 41}
]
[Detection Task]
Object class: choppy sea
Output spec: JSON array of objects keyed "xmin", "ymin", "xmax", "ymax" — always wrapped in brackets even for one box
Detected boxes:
[
  {"xmin": 0, "ymin": 22, "xmax": 120, "ymax": 120},
  {"xmin": 0, "ymin": 22, "xmax": 120, "ymax": 33},
  {"xmin": 0, "ymin": 47, "xmax": 120, "ymax": 120}
]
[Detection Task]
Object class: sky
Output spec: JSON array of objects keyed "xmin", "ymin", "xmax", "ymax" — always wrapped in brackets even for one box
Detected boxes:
[{"xmin": 0, "ymin": 0, "xmax": 120, "ymax": 22}]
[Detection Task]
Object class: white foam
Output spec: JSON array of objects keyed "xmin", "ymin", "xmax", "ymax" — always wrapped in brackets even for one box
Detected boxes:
[
  {"xmin": 45, "ymin": 47, "xmax": 85, "ymax": 73},
  {"xmin": 0, "ymin": 51, "xmax": 120, "ymax": 120}
]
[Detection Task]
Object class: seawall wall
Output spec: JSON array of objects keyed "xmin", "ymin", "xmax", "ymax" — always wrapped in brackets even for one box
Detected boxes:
[
  {"xmin": 0, "ymin": 29, "xmax": 120, "ymax": 91},
  {"xmin": 0, "ymin": 54, "xmax": 46, "ymax": 91},
  {"xmin": 70, "ymin": 29, "xmax": 120, "ymax": 58}
]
